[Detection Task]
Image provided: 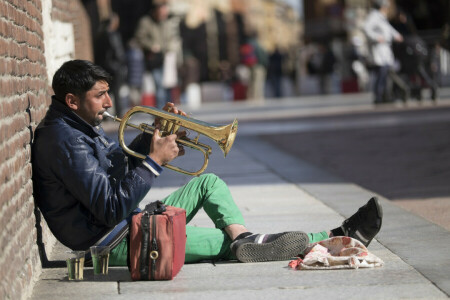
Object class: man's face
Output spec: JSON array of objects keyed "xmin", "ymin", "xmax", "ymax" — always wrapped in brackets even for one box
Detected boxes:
[{"xmin": 75, "ymin": 80, "xmax": 112, "ymax": 126}]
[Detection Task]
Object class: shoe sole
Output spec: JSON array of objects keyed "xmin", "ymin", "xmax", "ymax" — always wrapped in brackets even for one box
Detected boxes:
[
  {"xmin": 235, "ymin": 231, "xmax": 309, "ymax": 263},
  {"xmin": 371, "ymin": 197, "xmax": 383, "ymax": 243},
  {"xmin": 374, "ymin": 197, "xmax": 383, "ymax": 221},
  {"xmin": 368, "ymin": 197, "xmax": 383, "ymax": 233}
]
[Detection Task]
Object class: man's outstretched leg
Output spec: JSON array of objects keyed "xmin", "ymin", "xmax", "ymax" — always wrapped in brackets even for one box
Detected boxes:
[
  {"xmin": 229, "ymin": 197, "xmax": 383, "ymax": 263},
  {"xmin": 109, "ymin": 193, "xmax": 382, "ymax": 265},
  {"xmin": 165, "ymin": 175, "xmax": 383, "ymax": 262}
]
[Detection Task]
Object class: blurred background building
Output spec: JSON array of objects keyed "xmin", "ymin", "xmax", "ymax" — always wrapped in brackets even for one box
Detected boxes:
[{"xmin": 82, "ymin": 0, "xmax": 450, "ymax": 112}]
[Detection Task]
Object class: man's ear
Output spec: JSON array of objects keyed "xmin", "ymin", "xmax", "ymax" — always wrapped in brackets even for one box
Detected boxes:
[{"xmin": 65, "ymin": 93, "xmax": 80, "ymax": 111}]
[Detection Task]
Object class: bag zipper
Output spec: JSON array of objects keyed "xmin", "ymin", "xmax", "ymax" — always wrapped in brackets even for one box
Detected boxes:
[
  {"xmin": 140, "ymin": 212, "xmax": 150, "ymax": 278},
  {"xmin": 150, "ymin": 215, "xmax": 158, "ymax": 280}
]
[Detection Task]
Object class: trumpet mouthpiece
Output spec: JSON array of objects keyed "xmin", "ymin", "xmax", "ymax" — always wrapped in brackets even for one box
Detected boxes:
[
  {"xmin": 102, "ymin": 111, "xmax": 121, "ymax": 122},
  {"xmin": 102, "ymin": 111, "xmax": 114, "ymax": 118}
]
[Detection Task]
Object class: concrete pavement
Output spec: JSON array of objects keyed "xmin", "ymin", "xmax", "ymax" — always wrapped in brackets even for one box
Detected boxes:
[{"xmin": 30, "ymin": 92, "xmax": 450, "ymax": 299}]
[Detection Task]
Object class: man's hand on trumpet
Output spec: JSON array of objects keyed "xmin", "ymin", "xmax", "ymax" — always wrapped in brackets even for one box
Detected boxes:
[
  {"xmin": 150, "ymin": 128, "xmax": 186, "ymax": 166},
  {"xmin": 150, "ymin": 102, "xmax": 187, "ymax": 165}
]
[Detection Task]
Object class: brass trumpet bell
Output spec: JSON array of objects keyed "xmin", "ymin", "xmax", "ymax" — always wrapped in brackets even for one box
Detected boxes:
[{"xmin": 103, "ymin": 106, "xmax": 238, "ymax": 176}]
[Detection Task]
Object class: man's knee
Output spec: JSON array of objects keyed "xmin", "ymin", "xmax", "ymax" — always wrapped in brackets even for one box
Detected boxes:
[
  {"xmin": 197, "ymin": 173, "xmax": 223, "ymax": 189},
  {"xmin": 198, "ymin": 173, "xmax": 219, "ymax": 182}
]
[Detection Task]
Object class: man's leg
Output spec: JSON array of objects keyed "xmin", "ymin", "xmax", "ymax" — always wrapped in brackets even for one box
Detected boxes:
[
  {"xmin": 184, "ymin": 226, "xmax": 233, "ymax": 263},
  {"xmin": 161, "ymin": 174, "xmax": 246, "ymax": 229},
  {"xmin": 162, "ymin": 174, "xmax": 309, "ymax": 263},
  {"xmin": 161, "ymin": 174, "xmax": 248, "ymax": 262}
]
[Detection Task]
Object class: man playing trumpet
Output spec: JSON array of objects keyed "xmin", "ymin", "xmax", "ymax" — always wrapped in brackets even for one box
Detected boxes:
[{"xmin": 32, "ymin": 60, "xmax": 383, "ymax": 265}]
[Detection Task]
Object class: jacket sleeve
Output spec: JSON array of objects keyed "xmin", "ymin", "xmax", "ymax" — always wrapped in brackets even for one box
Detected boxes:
[
  {"xmin": 127, "ymin": 132, "xmax": 152, "ymax": 170},
  {"xmin": 56, "ymin": 135, "xmax": 156, "ymax": 227}
]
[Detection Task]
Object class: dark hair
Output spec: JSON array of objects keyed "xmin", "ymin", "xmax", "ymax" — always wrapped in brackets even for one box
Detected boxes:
[{"xmin": 52, "ymin": 60, "xmax": 112, "ymax": 102}]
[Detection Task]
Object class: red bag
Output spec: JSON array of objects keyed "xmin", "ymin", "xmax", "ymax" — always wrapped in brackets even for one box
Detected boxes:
[{"xmin": 129, "ymin": 205, "xmax": 186, "ymax": 280}]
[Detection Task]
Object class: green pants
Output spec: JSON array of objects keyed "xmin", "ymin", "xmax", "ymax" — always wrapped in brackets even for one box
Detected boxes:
[{"xmin": 109, "ymin": 174, "xmax": 329, "ymax": 265}]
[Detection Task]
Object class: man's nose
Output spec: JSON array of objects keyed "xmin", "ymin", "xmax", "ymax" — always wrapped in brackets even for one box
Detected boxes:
[{"xmin": 104, "ymin": 92, "xmax": 113, "ymax": 107}]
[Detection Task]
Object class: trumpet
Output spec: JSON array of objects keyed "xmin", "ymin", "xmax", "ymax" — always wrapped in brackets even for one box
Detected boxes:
[{"xmin": 103, "ymin": 106, "xmax": 238, "ymax": 176}]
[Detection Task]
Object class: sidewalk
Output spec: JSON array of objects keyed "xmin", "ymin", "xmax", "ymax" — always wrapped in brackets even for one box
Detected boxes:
[{"xmin": 30, "ymin": 93, "xmax": 450, "ymax": 299}]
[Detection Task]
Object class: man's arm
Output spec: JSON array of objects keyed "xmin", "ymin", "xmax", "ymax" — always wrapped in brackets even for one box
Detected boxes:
[{"xmin": 59, "ymin": 137, "xmax": 156, "ymax": 227}]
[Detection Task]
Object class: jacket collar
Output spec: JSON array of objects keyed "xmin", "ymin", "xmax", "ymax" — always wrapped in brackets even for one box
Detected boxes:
[{"xmin": 49, "ymin": 96, "xmax": 104, "ymax": 138}]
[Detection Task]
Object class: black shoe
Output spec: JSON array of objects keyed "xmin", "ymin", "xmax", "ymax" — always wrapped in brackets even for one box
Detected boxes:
[
  {"xmin": 339, "ymin": 197, "xmax": 383, "ymax": 246},
  {"xmin": 230, "ymin": 231, "xmax": 309, "ymax": 263}
]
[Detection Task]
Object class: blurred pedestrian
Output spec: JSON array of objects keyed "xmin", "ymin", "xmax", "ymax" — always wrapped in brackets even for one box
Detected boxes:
[
  {"xmin": 240, "ymin": 30, "xmax": 268, "ymax": 101},
  {"xmin": 94, "ymin": 13, "xmax": 127, "ymax": 116},
  {"xmin": 316, "ymin": 43, "xmax": 336, "ymax": 94},
  {"xmin": 134, "ymin": 0, "xmax": 182, "ymax": 108},
  {"xmin": 364, "ymin": 0, "xmax": 405, "ymax": 104},
  {"xmin": 267, "ymin": 47, "xmax": 284, "ymax": 98},
  {"xmin": 429, "ymin": 42, "xmax": 442, "ymax": 88},
  {"xmin": 350, "ymin": 36, "xmax": 371, "ymax": 91},
  {"xmin": 392, "ymin": 9, "xmax": 439, "ymax": 102}
]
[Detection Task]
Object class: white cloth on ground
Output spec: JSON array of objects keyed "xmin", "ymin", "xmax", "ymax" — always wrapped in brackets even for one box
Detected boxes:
[{"xmin": 289, "ymin": 236, "xmax": 384, "ymax": 270}]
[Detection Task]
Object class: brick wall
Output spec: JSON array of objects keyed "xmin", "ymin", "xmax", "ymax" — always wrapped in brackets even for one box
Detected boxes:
[{"xmin": 0, "ymin": 1, "xmax": 92, "ymax": 299}]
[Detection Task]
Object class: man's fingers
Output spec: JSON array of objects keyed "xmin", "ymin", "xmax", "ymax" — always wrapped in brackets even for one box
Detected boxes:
[
  {"xmin": 162, "ymin": 102, "xmax": 186, "ymax": 116},
  {"xmin": 163, "ymin": 102, "xmax": 174, "ymax": 112}
]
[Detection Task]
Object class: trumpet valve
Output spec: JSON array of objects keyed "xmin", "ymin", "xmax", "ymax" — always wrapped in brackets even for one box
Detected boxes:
[
  {"xmin": 166, "ymin": 121, "xmax": 174, "ymax": 133},
  {"xmin": 172, "ymin": 124, "xmax": 180, "ymax": 133},
  {"xmin": 160, "ymin": 119, "xmax": 168, "ymax": 135}
]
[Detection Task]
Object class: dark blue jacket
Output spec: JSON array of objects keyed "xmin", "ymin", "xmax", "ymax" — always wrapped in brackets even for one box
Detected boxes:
[{"xmin": 32, "ymin": 98, "xmax": 161, "ymax": 250}]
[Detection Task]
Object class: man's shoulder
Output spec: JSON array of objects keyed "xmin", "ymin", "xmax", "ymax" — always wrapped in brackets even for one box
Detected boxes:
[{"xmin": 34, "ymin": 115, "xmax": 92, "ymax": 151}]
